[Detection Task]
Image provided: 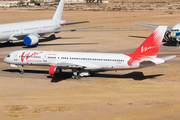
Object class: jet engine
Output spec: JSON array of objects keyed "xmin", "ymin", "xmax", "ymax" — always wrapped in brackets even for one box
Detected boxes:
[
  {"xmin": 164, "ymin": 30, "xmax": 172, "ymax": 42},
  {"xmin": 49, "ymin": 65, "xmax": 62, "ymax": 77},
  {"xmin": 23, "ymin": 34, "xmax": 39, "ymax": 46}
]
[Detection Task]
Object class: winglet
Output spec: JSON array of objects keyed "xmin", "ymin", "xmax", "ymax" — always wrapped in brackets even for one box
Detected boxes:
[{"xmin": 52, "ymin": 0, "xmax": 65, "ymax": 20}]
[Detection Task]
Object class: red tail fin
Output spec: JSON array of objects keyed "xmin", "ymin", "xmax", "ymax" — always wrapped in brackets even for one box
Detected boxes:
[{"xmin": 127, "ymin": 26, "xmax": 167, "ymax": 64}]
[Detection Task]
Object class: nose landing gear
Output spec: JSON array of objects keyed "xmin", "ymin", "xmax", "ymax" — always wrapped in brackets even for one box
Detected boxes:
[{"xmin": 20, "ymin": 65, "xmax": 24, "ymax": 74}]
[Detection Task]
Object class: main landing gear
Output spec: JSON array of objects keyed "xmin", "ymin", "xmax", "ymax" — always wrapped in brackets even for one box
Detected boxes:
[
  {"xmin": 71, "ymin": 69, "xmax": 90, "ymax": 79},
  {"xmin": 176, "ymin": 41, "xmax": 180, "ymax": 46}
]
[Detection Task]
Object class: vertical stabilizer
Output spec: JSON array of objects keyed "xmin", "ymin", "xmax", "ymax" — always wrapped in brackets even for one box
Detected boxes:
[
  {"xmin": 126, "ymin": 26, "xmax": 167, "ymax": 65},
  {"xmin": 131, "ymin": 26, "xmax": 167, "ymax": 57},
  {"xmin": 52, "ymin": 0, "xmax": 65, "ymax": 20}
]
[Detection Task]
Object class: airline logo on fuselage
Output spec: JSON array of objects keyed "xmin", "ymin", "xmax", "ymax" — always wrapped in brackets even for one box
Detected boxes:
[
  {"xmin": 21, "ymin": 51, "xmax": 43, "ymax": 62},
  {"xmin": 141, "ymin": 46, "xmax": 155, "ymax": 53}
]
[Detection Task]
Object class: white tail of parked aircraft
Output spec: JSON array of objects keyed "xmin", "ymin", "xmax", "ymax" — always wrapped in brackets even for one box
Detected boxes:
[
  {"xmin": 0, "ymin": 0, "xmax": 100, "ymax": 46},
  {"xmin": 4, "ymin": 26, "xmax": 176, "ymax": 79},
  {"xmin": 52, "ymin": 0, "xmax": 64, "ymax": 20}
]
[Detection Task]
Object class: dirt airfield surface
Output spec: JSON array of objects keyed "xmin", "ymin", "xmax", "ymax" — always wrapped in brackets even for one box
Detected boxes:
[{"xmin": 1, "ymin": 8, "xmax": 180, "ymax": 120}]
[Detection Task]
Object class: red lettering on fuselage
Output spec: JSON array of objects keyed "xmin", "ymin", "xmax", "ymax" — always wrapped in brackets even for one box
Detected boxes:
[{"xmin": 21, "ymin": 51, "xmax": 43, "ymax": 62}]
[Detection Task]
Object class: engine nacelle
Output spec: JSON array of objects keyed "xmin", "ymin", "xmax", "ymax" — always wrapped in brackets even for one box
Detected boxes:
[
  {"xmin": 49, "ymin": 65, "xmax": 62, "ymax": 77},
  {"xmin": 23, "ymin": 34, "xmax": 39, "ymax": 46},
  {"xmin": 164, "ymin": 30, "xmax": 171, "ymax": 42}
]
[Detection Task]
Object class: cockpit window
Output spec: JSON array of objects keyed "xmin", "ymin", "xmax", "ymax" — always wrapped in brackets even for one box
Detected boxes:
[
  {"xmin": 172, "ymin": 29, "xmax": 179, "ymax": 32},
  {"xmin": 7, "ymin": 55, "xmax": 10, "ymax": 57}
]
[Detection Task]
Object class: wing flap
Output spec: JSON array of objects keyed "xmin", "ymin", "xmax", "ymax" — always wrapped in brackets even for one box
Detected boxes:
[
  {"xmin": 56, "ymin": 61, "xmax": 102, "ymax": 70},
  {"xmin": 56, "ymin": 62, "xmax": 86, "ymax": 69}
]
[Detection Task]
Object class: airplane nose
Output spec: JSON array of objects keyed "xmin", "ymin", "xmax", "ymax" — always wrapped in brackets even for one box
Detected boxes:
[
  {"xmin": 4, "ymin": 57, "xmax": 7, "ymax": 63},
  {"xmin": 4, "ymin": 57, "xmax": 10, "ymax": 63},
  {"xmin": 171, "ymin": 31, "xmax": 176, "ymax": 38},
  {"xmin": 171, "ymin": 31, "xmax": 180, "ymax": 38}
]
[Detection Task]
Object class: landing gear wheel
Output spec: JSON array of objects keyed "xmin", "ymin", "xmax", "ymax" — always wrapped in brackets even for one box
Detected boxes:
[
  {"xmin": 20, "ymin": 71, "xmax": 24, "ymax": 74},
  {"xmin": 72, "ymin": 75, "xmax": 81, "ymax": 79},
  {"xmin": 176, "ymin": 42, "xmax": 179, "ymax": 47},
  {"xmin": 76, "ymin": 75, "xmax": 81, "ymax": 79},
  {"xmin": 72, "ymin": 75, "xmax": 75, "ymax": 79}
]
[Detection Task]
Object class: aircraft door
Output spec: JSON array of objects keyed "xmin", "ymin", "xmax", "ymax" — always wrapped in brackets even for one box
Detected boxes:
[
  {"xmin": 43, "ymin": 53, "xmax": 47, "ymax": 62},
  {"xmin": 14, "ymin": 52, "xmax": 19, "ymax": 61}
]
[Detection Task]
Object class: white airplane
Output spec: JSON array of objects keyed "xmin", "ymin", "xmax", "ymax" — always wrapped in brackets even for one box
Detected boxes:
[
  {"xmin": 0, "ymin": 0, "xmax": 98, "ymax": 46},
  {"xmin": 4, "ymin": 26, "xmax": 176, "ymax": 79},
  {"xmin": 135, "ymin": 22, "xmax": 180, "ymax": 46}
]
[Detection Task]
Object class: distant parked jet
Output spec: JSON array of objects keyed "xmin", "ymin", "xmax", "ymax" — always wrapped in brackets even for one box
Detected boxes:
[
  {"xmin": 0, "ymin": 0, "xmax": 98, "ymax": 46},
  {"xmin": 4, "ymin": 26, "xmax": 176, "ymax": 79},
  {"xmin": 135, "ymin": 22, "xmax": 180, "ymax": 46}
]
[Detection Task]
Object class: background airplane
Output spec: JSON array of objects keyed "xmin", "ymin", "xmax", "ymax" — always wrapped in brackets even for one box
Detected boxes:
[
  {"xmin": 0, "ymin": 0, "xmax": 99, "ymax": 46},
  {"xmin": 135, "ymin": 22, "xmax": 180, "ymax": 46},
  {"xmin": 4, "ymin": 26, "xmax": 176, "ymax": 79}
]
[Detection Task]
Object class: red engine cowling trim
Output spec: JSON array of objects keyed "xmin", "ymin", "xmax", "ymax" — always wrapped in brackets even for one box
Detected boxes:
[{"xmin": 49, "ymin": 65, "xmax": 56, "ymax": 77}]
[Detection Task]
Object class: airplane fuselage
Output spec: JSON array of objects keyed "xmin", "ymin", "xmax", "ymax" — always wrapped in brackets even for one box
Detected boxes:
[{"xmin": 4, "ymin": 50, "xmax": 131, "ymax": 70}]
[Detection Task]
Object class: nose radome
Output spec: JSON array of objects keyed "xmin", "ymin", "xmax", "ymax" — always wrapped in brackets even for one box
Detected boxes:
[
  {"xmin": 171, "ymin": 31, "xmax": 176, "ymax": 38},
  {"xmin": 4, "ymin": 57, "xmax": 7, "ymax": 63}
]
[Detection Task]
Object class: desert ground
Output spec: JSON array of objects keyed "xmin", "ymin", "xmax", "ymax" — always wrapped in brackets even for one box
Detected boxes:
[{"xmin": 0, "ymin": 7, "xmax": 180, "ymax": 120}]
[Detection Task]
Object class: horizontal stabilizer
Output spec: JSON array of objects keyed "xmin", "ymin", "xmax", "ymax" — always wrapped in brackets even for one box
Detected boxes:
[
  {"xmin": 135, "ymin": 23, "xmax": 172, "ymax": 31},
  {"xmin": 160, "ymin": 55, "xmax": 176, "ymax": 61},
  {"xmin": 61, "ymin": 21, "xmax": 90, "ymax": 25}
]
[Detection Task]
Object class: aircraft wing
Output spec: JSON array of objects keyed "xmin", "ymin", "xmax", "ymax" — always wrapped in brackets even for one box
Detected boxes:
[
  {"xmin": 56, "ymin": 62, "xmax": 86, "ymax": 69},
  {"xmin": 54, "ymin": 61, "xmax": 101, "ymax": 70},
  {"xmin": 13, "ymin": 26, "xmax": 104, "ymax": 38},
  {"xmin": 61, "ymin": 21, "xmax": 90, "ymax": 25},
  {"xmin": 135, "ymin": 23, "xmax": 172, "ymax": 31}
]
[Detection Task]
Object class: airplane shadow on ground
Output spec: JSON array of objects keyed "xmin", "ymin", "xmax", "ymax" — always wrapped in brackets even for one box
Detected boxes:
[
  {"xmin": 37, "ymin": 71, "xmax": 164, "ymax": 82},
  {"xmin": 2, "ymin": 69, "xmax": 164, "ymax": 82},
  {"xmin": 49, "ymin": 71, "xmax": 164, "ymax": 82},
  {"xmin": 91, "ymin": 71, "xmax": 164, "ymax": 81},
  {"xmin": 128, "ymin": 35, "xmax": 147, "ymax": 39},
  {"xmin": 0, "ymin": 34, "xmax": 97, "ymax": 48}
]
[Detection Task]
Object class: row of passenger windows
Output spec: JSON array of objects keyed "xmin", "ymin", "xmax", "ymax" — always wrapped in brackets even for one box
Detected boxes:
[
  {"xmin": 2, "ymin": 26, "xmax": 55, "ymax": 33},
  {"xmin": 48, "ymin": 57, "xmax": 56, "ymax": 59},
  {"xmin": 61, "ymin": 57, "xmax": 124, "ymax": 62},
  {"xmin": 19, "ymin": 55, "xmax": 124, "ymax": 62}
]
